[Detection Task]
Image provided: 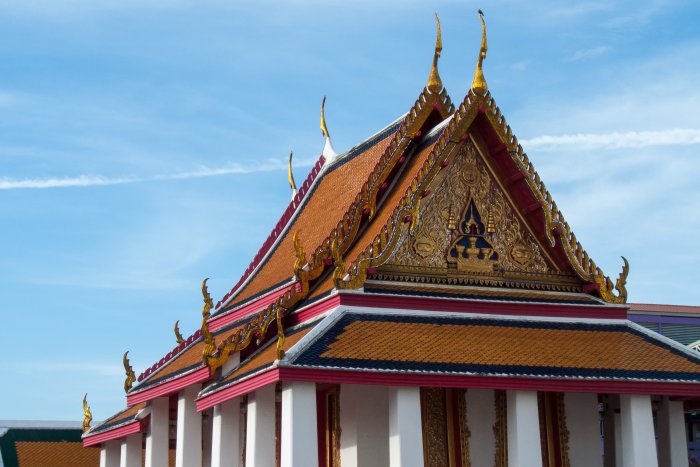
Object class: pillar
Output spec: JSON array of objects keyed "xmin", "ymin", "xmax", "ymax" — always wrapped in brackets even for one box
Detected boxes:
[
  {"xmin": 506, "ymin": 390, "xmax": 543, "ymax": 467},
  {"xmin": 466, "ymin": 389, "xmax": 497, "ymax": 467},
  {"xmin": 339, "ymin": 384, "xmax": 389, "ymax": 467},
  {"xmin": 101, "ymin": 440, "xmax": 120, "ymax": 467},
  {"xmin": 620, "ymin": 394, "xmax": 658, "ymax": 467},
  {"xmin": 657, "ymin": 397, "xmax": 688, "ymax": 467},
  {"xmin": 245, "ymin": 384, "xmax": 276, "ymax": 467},
  {"xmin": 202, "ymin": 409, "xmax": 213, "ymax": 467},
  {"xmin": 565, "ymin": 393, "xmax": 603, "ymax": 467},
  {"xmin": 388, "ymin": 386, "xmax": 423, "ymax": 467},
  {"xmin": 145, "ymin": 397, "xmax": 169, "ymax": 467},
  {"xmin": 176, "ymin": 384, "xmax": 202, "ymax": 467},
  {"xmin": 120, "ymin": 433, "xmax": 142, "ymax": 467},
  {"xmin": 281, "ymin": 382, "xmax": 319, "ymax": 467},
  {"xmin": 211, "ymin": 398, "xmax": 240, "ymax": 467}
]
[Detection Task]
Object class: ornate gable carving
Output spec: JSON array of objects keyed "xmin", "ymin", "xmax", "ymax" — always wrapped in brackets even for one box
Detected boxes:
[{"xmin": 380, "ymin": 140, "xmax": 580, "ymax": 291}]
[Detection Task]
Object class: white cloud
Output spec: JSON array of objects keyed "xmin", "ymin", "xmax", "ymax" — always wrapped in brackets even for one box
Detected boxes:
[
  {"xmin": 565, "ymin": 46, "xmax": 611, "ymax": 62},
  {"xmin": 521, "ymin": 128, "xmax": 700, "ymax": 150}
]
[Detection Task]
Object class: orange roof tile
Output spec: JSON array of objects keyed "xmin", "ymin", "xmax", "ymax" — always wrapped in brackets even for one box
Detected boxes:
[
  {"xmin": 290, "ymin": 312, "xmax": 700, "ymax": 382},
  {"xmin": 88, "ymin": 402, "xmax": 146, "ymax": 435},
  {"xmin": 16, "ymin": 442, "xmax": 99, "ymax": 467},
  {"xmin": 630, "ymin": 303, "xmax": 700, "ymax": 315}
]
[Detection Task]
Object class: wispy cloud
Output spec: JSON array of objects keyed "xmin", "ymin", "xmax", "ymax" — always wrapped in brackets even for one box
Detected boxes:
[
  {"xmin": 521, "ymin": 128, "xmax": 700, "ymax": 150},
  {"xmin": 0, "ymin": 158, "xmax": 306, "ymax": 190},
  {"xmin": 565, "ymin": 46, "xmax": 611, "ymax": 62}
]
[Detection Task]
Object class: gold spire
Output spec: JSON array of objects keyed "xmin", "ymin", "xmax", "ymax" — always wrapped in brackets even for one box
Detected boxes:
[
  {"xmin": 201, "ymin": 278, "xmax": 213, "ymax": 321},
  {"xmin": 123, "ymin": 351, "xmax": 136, "ymax": 393},
  {"xmin": 471, "ymin": 9, "xmax": 488, "ymax": 95},
  {"xmin": 427, "ymin": 13, "xmax": 443, "ymax": 93},
  {"xmin": 174, "ymin": 320, "xmax": 184, "ymax": 345},
  {"xmin": 320, "ymin": 95, "xmax": 330, "ymax": 138},
  {"xmin": 82, "ymin": 393, "xmax": 92, "ymax": 433},
  {"xmin": 288, "ymin": 150, "xmax": 297, "ymax": 194}
]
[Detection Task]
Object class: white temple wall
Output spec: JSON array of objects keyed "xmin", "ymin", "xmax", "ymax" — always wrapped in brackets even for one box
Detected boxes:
[
  {"xmin": 119, "ymin": 433, "xmax": 141, "ymax": 467},
  {"xmin": 565, "ymin": 392, "xmax": 603, "ymax": 467},
  {"xmin": 339, "ymin": 384, "xmax": 389, "ymax": 467},
  {"xmin": 245, "ymin": 384, "xmax": 276, "ymax": 467},
  {"xmin": 388, "ymin": 386, "xmax": 424, "ymax": 467},
  {"xmin": 202, "ymin": 408, "xmax": 213, "ymax": 467},
  {"xmin": 175, "ymin": 384, "xmax": 202, "ymax": 467},
  {"xmin": 465, "ymin": 388, "xmax": 496, "ymax": 467},
  {"xmin": 281, "ymin": 381, "xmax": 318, "ymax": 467},
  {"xmin": 506, "ymin": 390, "xmax": 543, "ymax": 467},
  {"xmin": 656, "ymin": 397, "xmax": 688, "ymax": 467},
  {"xmin": 211, "ymin": 398, "xmax": 241, "ymax": 467},
  {"xmin": 620, "ymin": 394, "xmax": 658, "ymax": 467},
  {"xmin": 145, "ymin": 396, "xmax": 169, "ymax": 467},
  {"xmin": 100, "ymin": 440, "xmax": 120, "ymax": 467}
]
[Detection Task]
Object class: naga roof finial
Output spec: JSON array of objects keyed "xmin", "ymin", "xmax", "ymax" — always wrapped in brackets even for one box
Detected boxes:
[
  {"xmin": 427, "ymin": 13, "xmax": 443, "ymax": 93},
  {"xmin": 320, "ymin": 96, "xmax": 338, "ymax": 164},
  {"xmin": 471, "ymin": 9, "xmax": 488, "ymax": 95},
  {"xmin": 82, "ymin": 393, "xmax": 92, "ymax": 433},
  {"xmin": 174, "ymin": 320, "xmax": 184, "ymax": 345},
  {"xmin": 288, "ymin": 150, "xmax": 297, "ymax": 198},
  {"xmin": 123, "ymin": 351, "xmax": 135, "ymax": 393}
]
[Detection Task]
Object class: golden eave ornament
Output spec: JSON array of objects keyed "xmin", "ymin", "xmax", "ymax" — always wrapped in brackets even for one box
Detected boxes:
[
  {"xmin": 427, "ymin": 13, "xmax": 443, "ymax": 94},
  {"xmin": 123, "ymin": 351, "xmax": 136, "ymax": 393},
  {"xmin": 471, "ymin": 9, "xmax": 488, "ymax": 95},
  {"xmin": 288, "ymin": 150, "xmax": 297, "ymax": 197},
  {"xmin": 320, "ymin": 96, "xmax": 338, "ymax": 163},
  {"xmin": 82, "ymin": 393, "xmax": 92, "ymax": 433},
  {"xmin": 174, "ymin": 320, "xmax": 184, "ymax": 345}
]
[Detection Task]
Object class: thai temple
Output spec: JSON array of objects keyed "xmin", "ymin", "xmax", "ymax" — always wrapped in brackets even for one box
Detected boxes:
[{"xmin": 80, "ymin": 12, "xmax": 700, "ymax": 467}]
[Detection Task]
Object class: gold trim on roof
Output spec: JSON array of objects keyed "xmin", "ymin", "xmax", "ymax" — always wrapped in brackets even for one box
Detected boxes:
[
  {"xmin": 427, "ymin": 14, "xmax": 443, "ymax": 93},
  {"xmin": 123, "ymin": 351, "xmax": 136, "ymax": 393},
  {"xmin": 471, "ymin": 10, "xmax": 488, "ymax": 95},
  {"xmin": 320, "ymin": 96, "xmax": 330, "ymax": 139},
  {"xmin": 174, "ymin": 320, "xmax": 184, "ymax": 345},
  {"xmin": 288, "ymin": 150, "xmax": 297, "ymax": 194},
  {"xmin": 275, "ymin": 306, "xmax": 285, "ymax": 360},
  {"xmin": 82, "ymin": 393, "xmax": 92, "ymax": 433},
  {"xmin": 201, "ymin": 278, "xmax": 216, "ymax": 365}
]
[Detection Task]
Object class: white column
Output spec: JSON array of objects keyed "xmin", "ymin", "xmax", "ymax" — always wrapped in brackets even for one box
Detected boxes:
[
  {"xmin": 339, "ymin": 384, "xmax": 389, "ymax": 467},
  {"xmin": 145, "ymin": 397, "xmax": 169, "ymax": 467},
  {"xmin": 507, "ymin": 390, "xmax": 543, "ymax": 467},
  {"xmin": 388, "ymin": 386, "xmax": 423, "ymax": 467},
  {"xmin": 245, "ymin": 384, "xmax": 277, "ymax": 467},
  {"xmin": 657, "ymin": 397, "xmax": 688, "ymax": 467},
  {"xmin": 101, "ymin": 440, "xmax": 121, "ymax": 467},
  {"xmin": 202, "ymin": 409, "xmax": 213, "ymax": 467},
  {"xmin": 281, "ymin": 382, "xmax": 319, "ymax": 467},
  {"xmin": 120, "ymin": 433, "xmax": 142, "ymax": 467},
  {"xmin": 176, "ymin": 384, "xmax": 202, "ymax": 467},
  {"xmin": 466, "ymin": 389, "xmax": 496, "ymax": 467},
  {"xmin": 211, "ymin": 398, "xmax": 240, "ymax": 467},
  {"xmin": 565, "ymin": 393, "xmax": 603, "ymax": 467},
  {"xmin": 620, "ymin": 394, "xmax": 658, "ymax": 467}
]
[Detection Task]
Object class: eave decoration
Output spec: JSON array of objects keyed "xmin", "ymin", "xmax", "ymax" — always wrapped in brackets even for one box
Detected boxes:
[
  {"xmin": 174, "ymin": 320, "xmax": 184, "ymax": 345},
  {"xmin": 123, "ymin": 351, "xmax": 136, "ymax": 393},
  {"xmin": 82, "ymin": 393, "xmax": 92, "ymax": 433}
]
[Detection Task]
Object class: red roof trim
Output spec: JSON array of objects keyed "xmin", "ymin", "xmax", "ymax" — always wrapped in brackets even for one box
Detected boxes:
[
  {"xmin": 128, "ymin": 366, "xmax": 211, "ymax": 406},
  {"xmin": 82, "ymin": 419, "xmax": 145, "ymax": 447},
  {"xmin": 197, "ymin": 368, "xmax": 280, "ymax": 411},
  {"xmin": 210, "ymin": 282, "xmax": 300, "ymax": 331}
]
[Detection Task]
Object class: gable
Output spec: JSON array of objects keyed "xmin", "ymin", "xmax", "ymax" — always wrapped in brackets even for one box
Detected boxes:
[{"xmin": 379, "ymin": 137, "xmax": 583, "ymax": 292}]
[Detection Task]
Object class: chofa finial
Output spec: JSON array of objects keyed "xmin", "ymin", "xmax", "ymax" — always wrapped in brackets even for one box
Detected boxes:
[
  {"xmin": 123, "ymin": 351, "xmax": 136, "ymax": 393},
  {"xmin": 174, "ymin": 320, "xmax": 184, "ymax": 345},
  {"xmin": 427, "ymin": 13, "xmax": 443, "ymax": 93},
  {"xmin": 320, "ymin": 96, "xmax": 338, "ymax": 163},
  {"xmin": 82, "ymin": 393, "xmax": 92, "ymax": 433},
  {"xmin": 471, "ymin": 9, "xmax": 488, "ymax": 95},
  {"xmin": 288, "ymin": 150, "xmax": 297, "ymax": 198}
]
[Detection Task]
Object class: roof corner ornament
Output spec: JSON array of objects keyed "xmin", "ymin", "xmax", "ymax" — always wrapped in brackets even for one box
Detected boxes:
[
  {"xmin": 427, "ymin": 13, "xmax": 443, "ymax": 94},
  {"xmin": 331, "ymin": 237, "xmax": 347, "ymax": 285},
  {"xmin": 288, "ymin": 150, "xmax": 297, "ymax": 198},
  {"xmin": 293, "ymin": 231, "xmax": 308, "ymax": 277},
  {"xmin": 275, "ymin": 306, "xmax": 285, "ymax": 360},
  {"xmin": 174, "ymin": 320, "xmax": 184, "ymax": 345},
  {"xmin": 596, "ymin": 256, "xmax": 629, "ymax": 304},
  {"xmin": 123, "ymin": 351, "xmax": 136, "ymax": 393},
  {"xmin": 200, "ymin": 278, "xmax": 216, "ymax": 365},
  {"xmin": 320, "ymin": 96, "xmax": 339, "ymax": 164},
  {"xmin": 471, "ymin": 9, "xmax": 488, "ymax": 95},
  {"xmin": 82, "ymin": 393, "xmax": 92, "ymax": 433}
]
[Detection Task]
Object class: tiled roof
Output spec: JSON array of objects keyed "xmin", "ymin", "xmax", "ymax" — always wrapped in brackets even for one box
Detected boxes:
[
  {"xmin": 86, "ymin": 402, "xmax": 146, "ymax": 436},
  {"xmin": 15, "ymin": 442, "xmax": 99, "ymax": 467},
  {"xmin": 219, "ymin": 120, "xmax": 403, "ymax": 312},
  {"xmin": 629, "ymin": 303, "xmax": 700, "ymax": 315},
  {"xmin": 288, "ymin": 311, "xmax": 700, "ymax": 382}
]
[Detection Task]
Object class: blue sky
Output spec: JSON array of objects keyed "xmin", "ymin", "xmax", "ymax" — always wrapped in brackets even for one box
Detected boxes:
[{"xmin": 1, "ymin": 0, "xmax": 699, "ymax": 421}]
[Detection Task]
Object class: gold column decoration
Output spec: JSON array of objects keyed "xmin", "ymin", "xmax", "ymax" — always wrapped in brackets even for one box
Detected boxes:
[
  {"xmin": 556, "ymin": 393, "xmax": 572, "ymax": 467},
  {"xmin": 123, "ymin": 351, "xmax": 136, "ymax": 393},
  {"xmin": 82, "ymin": 393, "xmax": 92, "ymax": 433},
  {"xmin": 331, "ymin": 238, "xmax": 346, "ymax": 285},
  {"xmin": 288, "ymin": 150, "xmax": 297, "ymax": 195},
  {"xmin": 471, "ymin": 9, "xmax": 488, "ymax": 95},
  {"xmin": 493, "ymin": 390, "xmax": 508, "ymax": 467},
  {"xmin": 320, "ymin": 95, "xmax": 331, "ymax": 139},
  {"xmin": 174, "ymin": 320, "xmax": 184, "ymax": 345},
  {"xmin": 427, "ymin": 13, "xmax": 443, "ymax": 93},
  {"xmin": 200, "ymin": 278, "xmax": 217, "ymax": 366},
  {"xmin": 293, "ymin": 231, "xmax": 307, "ymax": 276},
  {"xmin": 275, "ymin": 306, "xmax": 285, "ymax": 360}
]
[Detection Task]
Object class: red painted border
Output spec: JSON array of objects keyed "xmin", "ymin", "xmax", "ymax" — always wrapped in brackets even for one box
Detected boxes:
[
  {"xmin": 290, "ymin": 294, "xmax": 341, "ymax": 326},
  {"xmin": 196, "ymin": 368, "xmax": 280, "ymax": 411},
  {"xmin": 127, "ymin": 366, "xmax": 211, "ymax": 406},
  {"xmin": 210, "ymin": 283, "xmax": 298, "ymax": 331},
  {"xmin": 337, "ymin": 292, "xmax": 628, "ymax": 320},
  {"xmin": 82, "ymin": 419, "xmax": 145, "ymax": 447}
]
